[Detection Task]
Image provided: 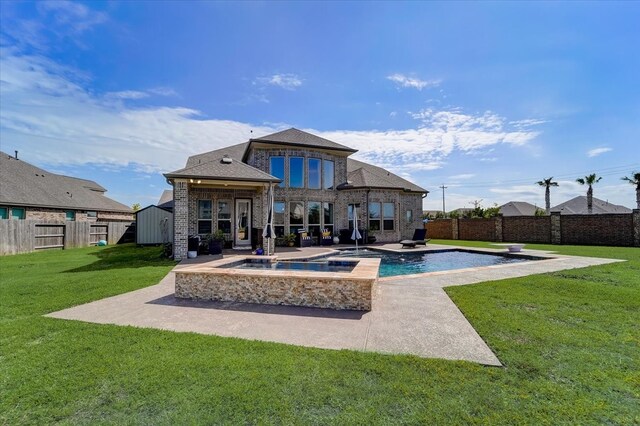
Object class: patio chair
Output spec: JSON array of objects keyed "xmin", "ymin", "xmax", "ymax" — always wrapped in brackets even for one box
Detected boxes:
[{"xmin": 400, "ymin": 229, "xmax": 430, "ymax": 248}]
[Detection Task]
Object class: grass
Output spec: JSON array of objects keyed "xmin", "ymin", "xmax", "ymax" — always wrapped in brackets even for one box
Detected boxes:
[{"xmin": 1, "ymin": 242, "xmax": 638, "ymax": 424}]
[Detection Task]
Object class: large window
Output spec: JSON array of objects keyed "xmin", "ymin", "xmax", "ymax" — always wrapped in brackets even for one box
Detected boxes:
[
  {"xmin": 308, "ymin": 158, "xmax": 321, "ymax": 189},
  {"xmin": 308, "ymin": 201, "xmax": 321, "ymax": 237},
  {"xmin": 65, "ymin": 210, "xmax": 75, "ymax": 221},
  {"xmin": 217, "ymin": 200, "xmax": 231, "ymax": 237},
  {"xmin": 269, "ymin": 157, "xmax": 285, "ymax": 187},
  {"xmin": 12, "ymin": 207, "xmax": 25, "ymax": 220},
  {"xmin": 347, "ymin": 203, "xmax": 361, "ymax": 230},
  {"xmin": 289, "ymin": 157, "xmax": 304, "ymax": 188},
  {"xmin": 323, "ymin": 202, "xmax": 334, "ymax": 234},
  {"xmin": 289, "ymin": 201, "xmax": 304, "ymax": 234},
  {"xmin": 323, "ymin": 160, "xmax": 334, "ymax": 190},
  {"xmin": 0, "ymin": 207, "xmax": 7, "ymax": 219},
  {"xmin": 274, "ymin": 201, "xmax": 285, "ymax": 237},
  {"xmin": 198, "ymin": 200, "xmax": 212, "ymax": 234},
  {"xmin": 383, "ymin": 202, "xmax": 395, "ymax": 231},
  {"xmin": 368, "ymin": 202, "xmax": 381, "ymax": 231}
]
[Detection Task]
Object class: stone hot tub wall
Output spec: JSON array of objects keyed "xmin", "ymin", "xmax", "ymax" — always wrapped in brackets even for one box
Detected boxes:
[{"xmin": 174, "ymin": 257, "xmax": 380, "ymax": 311}]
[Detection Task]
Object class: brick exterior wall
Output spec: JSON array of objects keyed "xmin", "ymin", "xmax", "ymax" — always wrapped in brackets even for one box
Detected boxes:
[
  {"xmin": 424, "ymin": 212, "xmax": 638, "ymax": 247},
  {"xmin": 458, "ymin": 218, "xmax": 497, "ymax": 241},
  {"xmin": 426, "ymin": 219, "xmax": 454, "ymax": 239},
  {"xmin": 171, "ymin": 147, "xmax": 425, "ymax": 257},
  {"xmin": 502, "ymin": 216, "xmax": 552, "ymax": 243},
  {"xmin": 560, "ymin": 214, "xmax": 634, "ymax": 246},
  {"xmin": 17, "ymin": 207, "xmax": 132, "ymax": 222}
]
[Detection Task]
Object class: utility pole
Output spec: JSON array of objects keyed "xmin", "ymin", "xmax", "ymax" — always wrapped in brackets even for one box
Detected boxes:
[{"xmin": 439, "ymin": 184, "xmax": 447, "ymax": 215}]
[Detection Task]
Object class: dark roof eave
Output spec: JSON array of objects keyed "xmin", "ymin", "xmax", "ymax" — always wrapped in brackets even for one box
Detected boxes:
[{"xmin": 164, "ymin": 173, "xmax": 282, "ymax": 183}]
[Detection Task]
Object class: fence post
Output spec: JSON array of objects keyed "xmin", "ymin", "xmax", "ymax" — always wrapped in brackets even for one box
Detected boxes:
[
  {"xmin": 451, "ymin": 218, "xmax": 459, "ymax": 240},
  {"xmin": 550, "ymin": 212, "xmax": 561, "ymax": 244},
  {"xmin": 494, "ymin": 215, "xmax": 503, "ymax": 242},
  {"xmin": 633, "ymin": 209, "xmax": 640, "ymax": 247}
]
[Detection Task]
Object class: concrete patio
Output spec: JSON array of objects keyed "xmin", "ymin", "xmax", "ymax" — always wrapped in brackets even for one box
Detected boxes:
[{"xmin": 46, "ymin": 244, "xmax": 621, "ymax": 366}]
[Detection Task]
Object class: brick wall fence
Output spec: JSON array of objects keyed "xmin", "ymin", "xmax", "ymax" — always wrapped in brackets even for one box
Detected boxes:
[{"xmin": 425, "ymin": 210, "xmax": 640, "ymax": 247}]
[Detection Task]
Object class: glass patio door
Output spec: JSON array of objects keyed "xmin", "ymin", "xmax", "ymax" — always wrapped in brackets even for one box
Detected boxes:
[{"xmin": 235, "ymin": 199, "xmax": 251, "ymax": 247}]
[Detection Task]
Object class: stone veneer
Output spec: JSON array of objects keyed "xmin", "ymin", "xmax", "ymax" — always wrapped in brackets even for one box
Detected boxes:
[{"xmin": 174, "ymin": 256, "xmax": 380, "ymax": 310}]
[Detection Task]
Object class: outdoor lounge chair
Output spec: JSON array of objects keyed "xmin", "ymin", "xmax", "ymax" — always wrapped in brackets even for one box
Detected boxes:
[{"xmin": 400, "ymin": 229, "xmax": 430, "ymax": 248}]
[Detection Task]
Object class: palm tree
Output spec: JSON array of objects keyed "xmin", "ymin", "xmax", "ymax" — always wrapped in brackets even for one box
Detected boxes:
[
  {"xmin": 621, "ymin": 172, "xmax": 640, "ymax": 209},
  {"xmin": 576, "ymin": 174, "xmax": 602, "ymax": 214},
  {"xmin": 536, "ymin": 177, "xmax": 558, "ymax": 215}
]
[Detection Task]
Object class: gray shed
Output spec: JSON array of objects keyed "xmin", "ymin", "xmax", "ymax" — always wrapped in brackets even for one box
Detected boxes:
[{"xmin": 136, "ymin": 205, "xmax": 173, "ymax": 245}]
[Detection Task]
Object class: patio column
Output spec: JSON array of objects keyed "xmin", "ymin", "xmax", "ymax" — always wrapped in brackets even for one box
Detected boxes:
[
  {"xmin": 550, "ymin": 212, "xmax": 561, "ymax": 245},
  {"xmin": 173, "ymin": 180, "xmax": 189, "ymax": 260}
]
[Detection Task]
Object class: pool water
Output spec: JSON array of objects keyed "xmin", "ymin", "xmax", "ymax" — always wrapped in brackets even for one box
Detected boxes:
[
  {"xmin": 334, "ymin": 249, "xmax": 530, "ymax": 277},
  {"xmin": 220, "ymin": 260, "xmax": 356, "ymax": 273}
]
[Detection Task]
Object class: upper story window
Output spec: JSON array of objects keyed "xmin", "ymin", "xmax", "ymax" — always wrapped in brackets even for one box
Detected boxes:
[
  {"xmin": 289, "ymin": 157, "xmax": 304, "ymax": 188},
  {"xmin": 0, "ymin": 207, "xmax": 7, "ymax": 219},
  {"xmin": 87, "ymin": 211, "xmax": 97, "ymax": 219},
  {"xmin": 269, "ymin": 157, "xmax": 285, "ymax": 187},
  {"xmin": 323, "ymin": 160, "xmax": 334, "ymax": 190},
  {"xmin": 65, "ymin": 210, "xmax": 75, "ymax": 221},
  {"xmin": 308, "ymin": 158, "xmax": 321, "ymax": 189}
]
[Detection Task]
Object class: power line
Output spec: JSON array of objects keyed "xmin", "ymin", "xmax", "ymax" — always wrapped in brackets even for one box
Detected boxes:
[{"xmin": 436, "ymin": 163, "xmax": 640, "ymax": 189}]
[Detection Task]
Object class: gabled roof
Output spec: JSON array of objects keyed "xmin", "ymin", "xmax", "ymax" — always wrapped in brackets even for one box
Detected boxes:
[
  {"xmin": 551, "ymin": 196, "xmax": 632, "ymax": 214},
  {"xmin": 499, "ymin": 201, "xmax": 539, "ymax": 216},
  {"xmin": 248, "ymin": 128, "xmax": 357, "ymax": 154},
  {"xmin": 0, "ymin": 151, "xmax": 131, "ymax": 213},
  {"xmin": 165, "ymin": 144, "xmax": 280, "ymax": 183},
  {"xmin": 157, "ymin": 189, "xmax": 174, "ymax": 210},
  {"xmin": 342, "ymin": 158, "xmax": 427, "ymax": 193}
]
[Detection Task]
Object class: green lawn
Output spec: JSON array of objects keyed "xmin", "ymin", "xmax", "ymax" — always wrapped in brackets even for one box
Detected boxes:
[{"xmin": 1, "ymin": 242, "xmax": 638, "ymax": 424}]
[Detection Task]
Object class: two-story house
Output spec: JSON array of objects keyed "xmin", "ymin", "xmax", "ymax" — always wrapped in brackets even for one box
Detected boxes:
[{"xmin": 164, "ymin": 128, "xmax": 428, "ymax": 260}]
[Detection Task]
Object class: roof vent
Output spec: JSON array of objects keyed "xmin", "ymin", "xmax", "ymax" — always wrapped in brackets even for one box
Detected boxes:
[{"xmin": 221, "ymin": 155, "xmax": 233, "ymax": 164}]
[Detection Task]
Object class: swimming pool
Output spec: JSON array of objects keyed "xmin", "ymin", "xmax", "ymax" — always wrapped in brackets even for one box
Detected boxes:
[{"xmin": 333, "ymin": 248, "xmax": 535, "ymax": 277}]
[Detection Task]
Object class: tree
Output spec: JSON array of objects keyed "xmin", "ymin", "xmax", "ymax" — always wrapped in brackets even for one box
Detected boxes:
[
  {"xmin": 576, "ymin": 174, "xmax": 602, "ymax": 214},
  {"xmin": 132, "ymin": 203, "xmax": 141, "ymax": 212},
  {"xmin": 536, "ymin": 177, "xmax": 558, "ymax": 215},
  {"xmin": 621, "ymin": 171, "xmax": 640, "ymax": 209}
]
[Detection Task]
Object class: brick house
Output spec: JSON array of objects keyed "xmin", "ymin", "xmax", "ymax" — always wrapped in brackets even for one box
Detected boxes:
[
  {"xmin": 164, "ymin": 128, "xmax": 428, "ymax": 260},
  {"xmin": 0, "ymin": 151, "xmax": 133, "ymax": 222}
]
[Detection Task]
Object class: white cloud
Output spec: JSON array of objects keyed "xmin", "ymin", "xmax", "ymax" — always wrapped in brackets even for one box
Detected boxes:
[
  {"xmin": 105, "ymin": 90, "xmax": 149, "ymax": 100},
  {"xmin": 587, "ymin": 147, "xmax": 612, "ymax": 157},
  {"xmin": 255, "ymin": 73, "xmax": 303, "ymax": 90},
  {"xmin": 387, "ymin": 73, "xmax": 441, "ymax": 90},
  {"xmin": 449, "ymin": 173, "xmax": 475, "ymax": 180},
  {"xmin": 148, "ymin": 87, "xmax": 178, "ymax": 97},
  {"xmin": 0, "ymin": 51, "xmax": 543, "ymax": 182}
]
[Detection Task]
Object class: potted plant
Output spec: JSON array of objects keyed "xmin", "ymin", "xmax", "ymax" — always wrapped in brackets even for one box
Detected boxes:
[
  {"xmin": 208, "ymin": 229, "xmax": 225, "ymax": 255},
  {"xmin": 284, "ymin": 233, "xmax": 296, "ymax": 247}
]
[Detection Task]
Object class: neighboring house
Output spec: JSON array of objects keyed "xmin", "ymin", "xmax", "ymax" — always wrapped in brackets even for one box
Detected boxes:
[
  {"xmin": 164, "ymin": 128, "xmax": 428, "ymax": 260},
  {"xmin": 157, "ymin": 189, "xmax": 174, "ymax": 211},
  {"xmin": 551, "ymin": 196, "xmax": 632, "ymax": 215},
  {"xmin": 499, "ymin": 201, "xmax": 539, "ymax": 216},
  {"xmin": 422, "ymin": 209, "xmax": 442, "ymax": 219},
  {"xmin": 0, "ymin": 151, "xmax": 132, "ymax": 222}
]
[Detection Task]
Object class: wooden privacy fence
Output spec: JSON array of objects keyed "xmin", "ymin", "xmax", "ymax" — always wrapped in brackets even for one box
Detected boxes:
[
  {"xmin": 0, "ymin": 220, "xmax": 135, "ymax": 256},
  {"xmin": 425, "ymin": 210, "xmax": 640, "ymax": 247}
]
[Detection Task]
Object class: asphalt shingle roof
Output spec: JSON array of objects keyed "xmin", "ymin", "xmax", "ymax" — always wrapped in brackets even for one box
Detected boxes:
[
  {"xmin": 157, "ymin": 189, "xmax": 174, "ymax": 210},
  {"xmin": 343, "ymin": 159, "xmax": 427, "ymax": 193},
  {"xmin": 165, "ymin": 144, "xmax": 280, "ymax": 182},
  {"xmin": 551, "ymin": 196, "xmax": 632, "ymax": 214},
  {"xmin": 499, "ymin": 201, "xmax": 539, "ymax": 216},
  {"xmin": 250, "ymin": 128, "xmax": 357, "ymax": 153},
  {"xmin": 0, "ymin": 151, "xmax": 131, "ymax": 212}
]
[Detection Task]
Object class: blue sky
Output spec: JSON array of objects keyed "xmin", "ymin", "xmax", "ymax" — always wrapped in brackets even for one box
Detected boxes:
[{"xmin": 1, "ymin": 1, "xmax": 639, "ymax": 210}]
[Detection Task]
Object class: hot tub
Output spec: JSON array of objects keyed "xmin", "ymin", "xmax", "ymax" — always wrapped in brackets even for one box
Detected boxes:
[{"xmin": 174, "ymin": 255, "xmax": 380, "ymax": 310}]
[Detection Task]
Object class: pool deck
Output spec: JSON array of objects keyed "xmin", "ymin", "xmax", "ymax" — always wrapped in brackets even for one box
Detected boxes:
[{"xmin": 46, "ymin": 243, "xmax": 622, "ymax": 366}]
